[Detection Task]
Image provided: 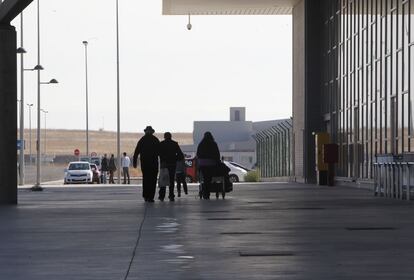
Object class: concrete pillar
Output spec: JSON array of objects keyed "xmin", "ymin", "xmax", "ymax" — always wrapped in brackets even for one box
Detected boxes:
[
  {"xmin": 303, "ymin": 0, "xmax": 325, "ymax": 183},
  {"xmin": 292, "ymin": 0, "xmax": 306, "ymax": 182},
  {"xmin": 0, "ymin": 24, "xmax": 17, "ymax": 204},
  {"xmin": 292, "ymin": 0, "xmax": 326, "ymax": 184}
]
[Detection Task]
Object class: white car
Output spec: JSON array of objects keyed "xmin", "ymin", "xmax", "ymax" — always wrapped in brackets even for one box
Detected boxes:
[
  {"xmin": 64, "ymin": 161, "xmax": 93, "ymax": 184},
  {"xmin": 224, "ymin": 161, "xmax": 248, "ymax": 183}
]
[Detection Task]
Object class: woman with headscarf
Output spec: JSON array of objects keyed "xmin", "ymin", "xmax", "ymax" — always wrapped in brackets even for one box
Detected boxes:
[{"xmin": 196, "ymin": 132, "xmax": 220, "ymax": 199}]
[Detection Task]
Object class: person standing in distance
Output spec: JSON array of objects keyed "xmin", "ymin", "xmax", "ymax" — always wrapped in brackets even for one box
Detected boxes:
[
  {"xmin": 159, "ymin": 132, "xmax": 184, "ymax": 202},
  {"xmin": 108, "ymin": 154, "xmax": 117, "ymax": 184},
  {"xmin": 100, "ymin": 154, "xmax": 109, "ymax": 184},
  {"xmin": 121, "ymin": 152, "xmax": 131, "ymax": 184},
  {"xmin": 133, "ymin": 126, "xmax": 160, "ymax": 202}
]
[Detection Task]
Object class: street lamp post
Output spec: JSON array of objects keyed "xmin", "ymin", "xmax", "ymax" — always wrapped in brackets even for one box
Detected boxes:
[
  {"xmin": 33, "ymin": 0, "xmax": 59, "ymax": 191},
  {"xmin": 16, "ymin": 99, "xmax": 20, "ymax": 129},
  {"xmin": 17, "ymin": 13, "xmax": 26, "ymax": 185},
  {"xmin": 33, "ymin": 79, "xmax": 58, "ymax": 191},
  {"xmin": 82, "ymin": 40, "xmax": 89, "ymax": 158},
  {"xmin": 41, "ymin": 109, "xmax": 48, "ymax": 159},
  {"xmin": 116, "ymin": 0, "xmax": 121, "ymax": 184},
  {"xmin": 33, "ymin": 0, "xmax": 42, "ymax": 191},
  {"xmin": 27, "ymin": 103, "xmax": 33, "ymax": 164}
]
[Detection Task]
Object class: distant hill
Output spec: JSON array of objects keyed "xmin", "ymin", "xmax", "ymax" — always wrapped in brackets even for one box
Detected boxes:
[{"xmin": 22, "ymin": 129, "xmax": 193, "ymax": 156}]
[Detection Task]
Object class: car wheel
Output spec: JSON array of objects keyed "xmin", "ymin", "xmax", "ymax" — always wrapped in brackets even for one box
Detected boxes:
[
  {"xmin": 229, "ymin": 174, "xmax": 239, "ymax": 183},
  {"xmin": 185, "ymin": 176, "xmax": 193, "ymax": 183}
]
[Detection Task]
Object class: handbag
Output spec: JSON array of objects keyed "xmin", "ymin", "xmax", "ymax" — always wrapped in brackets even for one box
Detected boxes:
[{"xmin": 158, "ymin": 167, "xmax": 170, "ymax": 188}]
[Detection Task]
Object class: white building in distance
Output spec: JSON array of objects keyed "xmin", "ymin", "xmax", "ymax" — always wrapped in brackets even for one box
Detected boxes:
[{"xmin": 181, "ymin": 107, "xmax": 290, "ymax": 169}]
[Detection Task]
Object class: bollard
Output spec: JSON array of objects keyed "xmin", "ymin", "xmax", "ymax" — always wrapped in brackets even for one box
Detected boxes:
[
  {"xmin": 408, "ymin": 163, "xmax": 412, "ymax": 201},
  {"xmin": 398, "ymin": 163, "xmax": 403, "ymax": 200},
  {"xmin": 374, "ymin": 164, "xmax": 378, "ymax": 196}
]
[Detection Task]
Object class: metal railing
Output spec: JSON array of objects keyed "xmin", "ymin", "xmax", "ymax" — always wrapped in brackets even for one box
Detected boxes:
[
  {"xmin": 253, "ymin": 119, "xmax": 293, "ymax": 179},
  {"xmin": 373, "ymin": 162, "xmax": 414, "ymax": 200}
]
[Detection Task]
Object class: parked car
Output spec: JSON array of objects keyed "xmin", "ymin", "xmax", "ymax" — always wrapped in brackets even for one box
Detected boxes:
[
  {"xmin": 80, "ymin": 156, "xmax": 102, "ymax": 170},
  {"xmin": 228, "ymin": 161, "xmax": 251, "ymax": 172},
  {"xmin": 185, "ymin": 157, "xmax": 197, "ymax": 183},
  {"xmin": 184, "ymin": 158, "xmax": 248, "ymax": 183},
  {"xmin": 223, "ymin": 161, "xmax": 248, "ymax": 183},
  {"xmin": 64, "ymin": 161, "xmax": 93, "ymax": 184},
  {"xmin": 90, "ymin": 163, "xmax": 101, "ymax": 184}
]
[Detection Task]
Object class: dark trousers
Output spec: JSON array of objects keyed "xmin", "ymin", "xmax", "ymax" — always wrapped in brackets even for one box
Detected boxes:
[
  {"xmin": 200, "ymin": 166, "xmax": 215, "ymax": 199},
  {"xmin": 142, "ymin": 165, "xmax": 158, "ymax": 201},
  {"xmin": 176, "ymin": 173, "xmax": 188, "ymax": 195},
  {"xmin": 123, "ymin": 167, "xmax": 130, "ymax": 184},
  {"xmin": 109, "ymin": 170, "xmax": 115, "ymax": 184},
  {"xmin": 159, "ymin": 166, "xmax": 176, "ymax": 200}
]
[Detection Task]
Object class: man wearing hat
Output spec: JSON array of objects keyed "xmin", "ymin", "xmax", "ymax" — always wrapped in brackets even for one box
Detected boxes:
[{"xmin": 133, "ymin": 126, "xmax": 160, "ymax": 202}]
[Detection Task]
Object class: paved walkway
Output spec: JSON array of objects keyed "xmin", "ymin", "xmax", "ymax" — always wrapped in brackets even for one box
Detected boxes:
[{"xmin": 1, "ymin": 183, "xmax": 414, "ymax": 279}]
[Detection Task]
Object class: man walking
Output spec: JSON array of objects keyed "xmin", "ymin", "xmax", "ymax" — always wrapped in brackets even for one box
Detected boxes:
[
  {"xmin": 159, "ymin": 132, "xmax": 184, "ymax": 202},
  {"xmin": 121, "ymin": 152, "xmax": 131, "ymax": 184},
  {"xmin": 101, "ymin": 154, "xmax": 109, "ymax": 184},
  {"xmin": 133, "ymin": 126, "xmax": 160, "ymax": 202}
]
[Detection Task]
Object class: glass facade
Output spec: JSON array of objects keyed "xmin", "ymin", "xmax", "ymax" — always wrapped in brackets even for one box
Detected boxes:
[{"xmin": 323, "ymin": 0, "xmax": 414, "ymax": 179}]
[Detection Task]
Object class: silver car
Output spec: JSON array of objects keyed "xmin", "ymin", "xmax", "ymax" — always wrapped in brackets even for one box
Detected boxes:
[{"xmin": 64, "ymin": 162, "xmax": 93, "ymax": 184}]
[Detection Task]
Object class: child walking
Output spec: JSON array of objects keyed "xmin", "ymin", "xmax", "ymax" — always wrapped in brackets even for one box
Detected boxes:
[{"xmin": 175, "ymin": 153, "xmax": 188, "ymax": 197}]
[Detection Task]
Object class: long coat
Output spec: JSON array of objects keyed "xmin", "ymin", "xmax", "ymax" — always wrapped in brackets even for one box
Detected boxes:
[
  {"xmin": 133, "ymin": 134, "xmax": 160, "ymax": 168},
  {"xmin": 196, "ymin": 138, "xmax": 220, "ymax": 162}
]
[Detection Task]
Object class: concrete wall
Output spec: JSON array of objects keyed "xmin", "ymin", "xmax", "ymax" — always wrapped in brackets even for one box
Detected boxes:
[
  {"xmin": 193, "ymin": 121, "xmax": 254, "ymax": 144},
  {"xmin": 292, "ymin": 0, "xmax": 305, "ymax": 182},
  {"xmin": 230, "ymin": 107, "xmax": 246, "ymax": 122}
]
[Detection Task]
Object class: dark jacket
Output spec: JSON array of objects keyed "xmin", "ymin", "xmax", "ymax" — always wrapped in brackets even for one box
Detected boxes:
[
  {"xmin": 159, "ymin": 139, "xmax": 183, "ymax": 167},
  {"xmin": 101, "ymin": 157, "xmax": 109, "ymax": 171},
  {"xmin": 133, "ymin": 134, "xmax": 160, "ymax": 168},
  {"xmin": 108, "ymin": 157, "xmax": 117, "ymax": 172},
  {"xmin": 196, "ymin": 138, "xmax": 220, "ymax": 163}
]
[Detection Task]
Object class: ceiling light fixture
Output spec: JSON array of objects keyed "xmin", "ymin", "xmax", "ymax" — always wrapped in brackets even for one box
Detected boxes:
[{"xmin": 187, "ymin": 13, "xmax": 192, "ymax": 31}]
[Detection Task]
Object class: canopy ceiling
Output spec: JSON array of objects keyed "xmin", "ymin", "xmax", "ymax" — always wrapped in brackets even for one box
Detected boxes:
[{"xmin": 163, "ymin": 0, "xmax": 300, "ymax": 15}]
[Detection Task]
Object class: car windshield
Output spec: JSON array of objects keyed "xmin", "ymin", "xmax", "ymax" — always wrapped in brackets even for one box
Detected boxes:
[
  {"xmin": 68, "ymin": 163, "xmax": 90, "ymax": 171},
  {"xmin": 229, "ymin": 162, "xmax": 250, "ymax": 171}
]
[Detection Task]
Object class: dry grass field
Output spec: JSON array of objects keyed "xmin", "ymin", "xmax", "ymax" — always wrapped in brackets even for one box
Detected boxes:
[
  {"xmin": 21, "ymin": 130, "xmax": 193, "ymax": 183},
  {"xmin": 23, "ymin": 129, "xmax": 193, "ymax": 156}
]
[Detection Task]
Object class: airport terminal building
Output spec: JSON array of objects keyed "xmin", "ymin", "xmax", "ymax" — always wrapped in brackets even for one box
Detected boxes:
[
  {"xmin": 164, "ymin": 0, "xmax": 414, "ymax": 185},
  {"xmin": 1, "ymin": 0, "xmax": 414, "ymax": 202}
]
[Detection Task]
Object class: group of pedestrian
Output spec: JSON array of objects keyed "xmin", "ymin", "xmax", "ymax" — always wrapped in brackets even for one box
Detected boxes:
[
  {"xmin": 133, "ymin": 126, "xmax": 188, "ymax": 203},
  {"xmin": 98, "ymin": 125, "xmax": 221, "ymax": 203},
  {"xmin": 100, "ymin": 153, "xmax": 131, "ymax": 184}
]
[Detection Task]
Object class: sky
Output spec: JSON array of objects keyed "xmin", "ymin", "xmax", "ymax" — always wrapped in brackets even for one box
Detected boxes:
[{"xmin": 13, "ymin": 0, "xmax": 292, "ymax": 133}]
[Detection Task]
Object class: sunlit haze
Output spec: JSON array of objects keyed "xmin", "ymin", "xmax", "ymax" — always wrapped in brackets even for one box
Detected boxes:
[{"xmin": 13, "ymin": 0, "xmax": 292, "ymax": 133}]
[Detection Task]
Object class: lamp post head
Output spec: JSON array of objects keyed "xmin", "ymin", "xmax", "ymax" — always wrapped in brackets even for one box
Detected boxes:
[
  {"xmin": 16, "ymin": 47, "xmax": 27, "ymax": 54},
  {"xmin": 27, "ymin": 103, "xmax": 33, "ymax": 107},
  {"xmin": 83, "ymin": 41, "xmax": 88, "ymax": 46},
  {"xmin": 33, "ymin": 65, "xmax": 44, "ymax": 70},
  {"xmin": 49, "ymin": 79, "xmax": 58, "ymax": 84}
]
